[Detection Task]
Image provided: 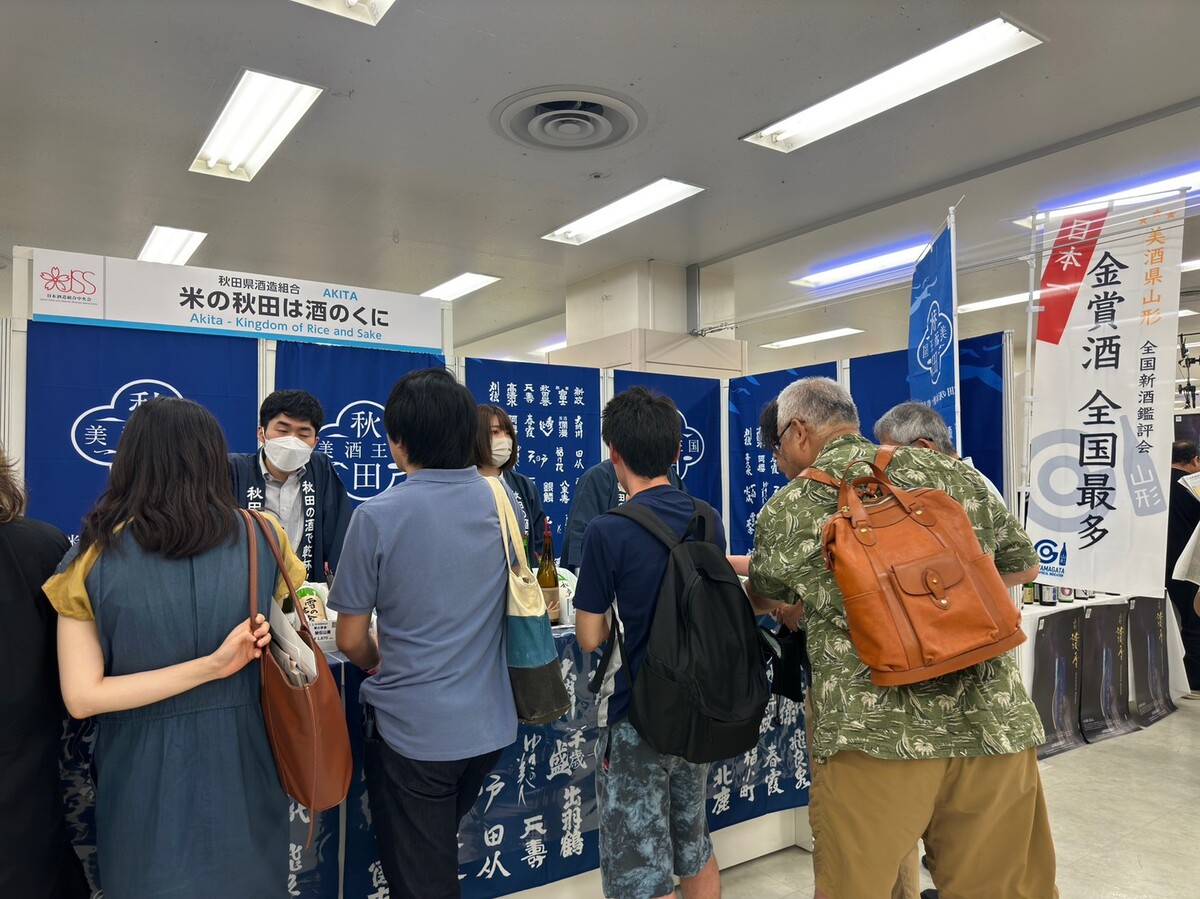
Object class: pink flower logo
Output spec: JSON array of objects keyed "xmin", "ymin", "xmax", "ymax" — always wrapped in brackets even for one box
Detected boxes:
[{"xmin": 40, "ymin": 266, "xmax": 71, "ymax": 291}]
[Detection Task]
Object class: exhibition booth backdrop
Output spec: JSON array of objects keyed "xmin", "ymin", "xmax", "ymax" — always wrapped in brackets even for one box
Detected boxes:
[{"xmin": 6, "ymin": 227, "xmax": 1188, "ymax": 897}]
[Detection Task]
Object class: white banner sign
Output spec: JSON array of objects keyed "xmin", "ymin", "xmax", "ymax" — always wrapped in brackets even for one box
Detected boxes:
[
  {"xmin": 31, "ymin": 249, "xmax": 443, "ymax": 352},
  {"xmin": 1026, "ymin": 197, "xmax": 1185, "ymax": 595}
]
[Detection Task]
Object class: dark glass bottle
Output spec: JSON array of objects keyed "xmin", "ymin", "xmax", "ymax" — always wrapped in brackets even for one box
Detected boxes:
[{"xmin": 537, "ymin": 519, "xmax": 558, "ymax": 589}]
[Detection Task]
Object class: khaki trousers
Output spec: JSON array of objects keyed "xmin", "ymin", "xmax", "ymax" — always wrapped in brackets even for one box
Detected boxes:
[
  {"xmin": 810, "ymin": 748, "xmax": 1057, "ymax": 899},
  {"xmin": 805, "ymin": 699, "xmax": 921, "ymax": 898}
]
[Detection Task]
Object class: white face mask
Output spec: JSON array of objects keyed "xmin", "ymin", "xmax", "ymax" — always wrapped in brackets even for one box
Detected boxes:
[
  {"xmin": 490, "ymin": 437, "xmax": 514, "ymax": 468},
  {"xmin": 263, "ymin": 435, "xmax": 314, "ymax": 474}
]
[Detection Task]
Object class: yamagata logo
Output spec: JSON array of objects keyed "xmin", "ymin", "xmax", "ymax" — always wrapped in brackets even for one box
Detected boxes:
[{"xmin": 40, "ymin": 265, "xmax": 98, "ymax": 296}]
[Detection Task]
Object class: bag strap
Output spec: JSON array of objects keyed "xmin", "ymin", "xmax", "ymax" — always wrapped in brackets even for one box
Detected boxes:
[
  {"xmin": 587, "ymin": 611, "xmax": 630, "ymax": 695},
  {"xmin": 874, "ymin": 445, "xmax": 898, "ymax": 471},
  {"xmin": 242, "ymin": 509, "xmax": 319, "ymax": 847},
  {"xmin": 242, "ymin": 510, "xmax": 258, "ymax": 633},
  {"xmin": 245, "ymin": 509, "xmax": 311, "ymax": 641},
  {"xmin": 484, "ymin": 476, "xmax": 529, "ymax": 574},
  {"xmin": 608, "ymin": 501, "xmax": 683, "ymax": 550},
  {"xmin": 800, "ymin": 445, "xmax": 900, "ymax": 489}
]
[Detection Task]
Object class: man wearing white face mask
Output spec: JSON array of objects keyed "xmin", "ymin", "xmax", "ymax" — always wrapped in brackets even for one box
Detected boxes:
[{"xmin": 229, "ymin": 389, "xmax": 352, "ymax": 584}]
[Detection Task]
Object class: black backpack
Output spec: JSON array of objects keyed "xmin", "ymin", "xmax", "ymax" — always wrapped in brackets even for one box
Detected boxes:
[{"xmin": 588, "ymin": 500, "xmax": 771, "ymax": 764}]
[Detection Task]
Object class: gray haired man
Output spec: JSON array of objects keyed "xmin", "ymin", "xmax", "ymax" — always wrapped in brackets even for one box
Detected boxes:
[{"xmin": 873, "ymin": 401, "xmax": 1003, "ymax": 501}]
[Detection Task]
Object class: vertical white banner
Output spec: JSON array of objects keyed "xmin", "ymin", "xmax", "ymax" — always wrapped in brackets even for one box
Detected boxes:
[{"xmin": 1026, "ymin": 196, "xmax": 1185, "ymax": 595}]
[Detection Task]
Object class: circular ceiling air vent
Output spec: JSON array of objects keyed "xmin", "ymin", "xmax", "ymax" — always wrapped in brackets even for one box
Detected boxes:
[{"xmin": 492, "ymin": 87, "xmax": 645, "ymax": 151}]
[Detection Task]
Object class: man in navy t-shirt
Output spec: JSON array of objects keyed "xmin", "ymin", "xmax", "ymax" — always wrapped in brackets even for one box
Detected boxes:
[{"xmin": 574, "ymin": 386, "xmax": 722, "ymax": 899}]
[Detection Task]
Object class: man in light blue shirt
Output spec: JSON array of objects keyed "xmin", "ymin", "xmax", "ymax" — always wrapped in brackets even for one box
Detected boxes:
[{"xmin": 331, "ymin": 367, "xmax": 518, "ymax": 899}]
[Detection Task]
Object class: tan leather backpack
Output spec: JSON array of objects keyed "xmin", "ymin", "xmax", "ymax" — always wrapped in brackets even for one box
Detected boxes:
[{"xmin": 801, "ymin": 447, "xmax": 1025, "ymax": 686}]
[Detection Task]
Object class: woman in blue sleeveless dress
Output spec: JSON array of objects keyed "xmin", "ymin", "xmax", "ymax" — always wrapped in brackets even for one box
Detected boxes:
[{"xmin": 45, "ymin": 397, "xmax": 306, "ymax": 898}]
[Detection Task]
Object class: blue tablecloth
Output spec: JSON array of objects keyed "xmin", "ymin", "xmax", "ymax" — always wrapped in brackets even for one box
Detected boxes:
[{"xmin": 63, "ymin": 630, "xmax": 810, "ymax": 897}]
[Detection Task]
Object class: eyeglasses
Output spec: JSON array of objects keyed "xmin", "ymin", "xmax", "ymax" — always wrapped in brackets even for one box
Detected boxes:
[{"xmin": 776, "ymin": 419, "xmax": 798, "ymax": 446}]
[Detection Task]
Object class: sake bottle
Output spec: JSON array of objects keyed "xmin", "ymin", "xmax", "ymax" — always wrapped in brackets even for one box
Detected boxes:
[{"xmin": 537, "ymin": 519, "xmax": 561, "ymax": 623}]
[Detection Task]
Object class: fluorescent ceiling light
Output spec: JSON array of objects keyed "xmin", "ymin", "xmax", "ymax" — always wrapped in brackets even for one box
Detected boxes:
[
  {"xmin": 419, "ymin": 273, "xmax": 501, "ymax": 301},
  {"xmin": 761, "ymin": 327, "xmax": 864, "ymax": 349},
  {"xmin": 791, "ymin": 242, "xmax": 927, "ymax": 287},
  {"xmin": 190, "ymin": 70, "xmax": 323, "ymax": 182},
  {"xmin": 137, "ymin": 226, "xmax": 207, "ymax": 265},
  {"xmin": 1014, "ymin": 170, "xmax": 1200, "ymax": 227},
  {"xmin": 536, "ymin": 340, "xmax": 569, "ymax": 354},
  {"xmin": 958, "ymin": 291, "xmax": 1040, "ymax": 314},
  {"xmin": 1183, "ymin": 258, "xmax": 1200, "ymax": 273},
  {"xmin": 542, "ymin": 178, "xmax": 704, "ymax": 246},
  {"xmin": 289, "ymin": 0, "xmax": 396, "ymax": 25},
  {"xmin": 1180, "ymin": 309, "xmax": 1198, "ymax": 317},
  {"xmin": 742, "ymin": 18, "xmax": 1041, "ymax": 153}
]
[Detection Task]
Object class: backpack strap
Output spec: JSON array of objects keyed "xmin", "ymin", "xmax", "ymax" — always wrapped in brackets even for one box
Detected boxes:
[
  {"xmin": 608, "ymin": 501, "xmax": 682, "ymax": 549},
  {"xmin": 587, "ymin": 615, "xmax": 629, "ymax": 694},
  {"xmin": 803, "ymin": 445, "xmax": 899, "ymax": 489},
  {"xmin": 799, "ymin": 468, "xmax": 840, "ymax": 488}
]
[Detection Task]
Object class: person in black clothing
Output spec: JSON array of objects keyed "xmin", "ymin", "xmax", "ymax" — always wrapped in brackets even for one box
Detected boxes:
[
  {"xmin": 560, "ymin": 460, "xmax": 687, "ymax": 572},
  {"xmin": 1166, "ymin": 439, "xmax": 1200, "ymax": 697},
  {"xmin": 0, "ymin": 446, "xmax": 90, "ymax": 898}
]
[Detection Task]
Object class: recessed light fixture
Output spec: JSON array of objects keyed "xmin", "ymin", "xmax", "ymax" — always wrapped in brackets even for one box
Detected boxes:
[
  {"xmin": 419, "ymin": 273, "xmax": 501, "ymax": 302},
  {"xmin": 761, "ymin": 327, "xmax": 864, "ymax": 349},
  {"xmin": 790, "ymin": 242, "xmax": 928, "ymax": 288},
  {"xmin": 957, "ymin": 291, "xmax": 1040, "ymax": 314},
  {"xmin": 542, "ymin": 178, "xmax": 704, "ymax": 246},
  {"xmin": 536, "ymin": 340, "xmax": 569, "ymax": 354},
  {"xmin": 1183, "ymin": 258, "xmax": 1200, "ymax": 273},
  {"xmin": 1014, "ymin": 169, "xmax": 1200, "ymax": 227},
  {"xmin": 190, "ymin": 70, "xmax": 323, "ymax": 182},
  {"xmin": 137, "ymin": 226, "xmax": 207, "ymax": 265},
  {"xmin": 742, "ymin": 18, "xmax": 1041, "ymax": 153},
  {"xmin": 289, "ymin": 0, "xmax": 396, "ymax": 25}
]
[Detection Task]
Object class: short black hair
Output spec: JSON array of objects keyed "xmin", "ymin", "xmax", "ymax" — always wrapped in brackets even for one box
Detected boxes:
[
  {"xmin": 1173, "ymin": 440, "xmax": 1199, "ymax": 465},
  {"xmin": 602, "ymin": 386, "xmax": 680, "ymax": 480},
  {"xmin": 759, "ymin": 399, "xmax": 780, "ymax": 452},
  {"xmin": 384, "ymin": 368, "xmax": 477, "ymax": 470},
  {"xmin": 259, "ymin": 389, "xmax": 324, "ymax": 431}
]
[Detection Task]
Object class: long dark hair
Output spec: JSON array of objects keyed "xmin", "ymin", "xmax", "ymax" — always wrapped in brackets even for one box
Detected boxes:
[
  {"xmin": 0, "ymin": 445, "xmax": 28, "ymax": 524},
  {"xmin": 79, "ymin": 397, "xmax": 238, "ymax": 558}
]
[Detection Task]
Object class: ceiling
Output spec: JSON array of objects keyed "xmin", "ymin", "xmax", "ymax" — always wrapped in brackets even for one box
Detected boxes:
[{"xmin": 3, "ymin": 1, "xmax": 1200, "ymax": 369}]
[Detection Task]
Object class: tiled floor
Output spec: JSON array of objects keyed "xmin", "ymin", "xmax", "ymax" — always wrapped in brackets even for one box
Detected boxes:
[{"xmin": 716, "ymin": 701, "xmax": 1200, "ymax": 899}]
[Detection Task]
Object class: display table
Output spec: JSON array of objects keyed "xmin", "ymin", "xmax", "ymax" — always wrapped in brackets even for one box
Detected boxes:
[
  {"xmin": 1018, "ymin": 594, "xmax": 1188, "ymax": 698},
  {"xmin": 1017, "ymin": 594, "xmax": 1186, "ymax": 758},
  {"xmin": 62, "ymin": 629, "xmax": 811, "ymax": 898}
]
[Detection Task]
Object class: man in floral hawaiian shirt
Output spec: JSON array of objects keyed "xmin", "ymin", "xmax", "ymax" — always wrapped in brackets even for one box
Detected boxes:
[{"xmin": 749, "ymin": 378, "xmax": 1055, "ymax": 899}]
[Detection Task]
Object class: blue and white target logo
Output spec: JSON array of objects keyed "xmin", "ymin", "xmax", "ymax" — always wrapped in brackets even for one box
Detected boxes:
[
  {"xmin": 676, "ymin": 411, "xmax": 705, "ymax": 481},
  {"xmin": 71, "ymin": 379, "xmax": 183, "ymax": 466},
  {"xmin": 1035, "ymin": 539, "xmax": 1067, "ymax": 566},
  {"xmin": 317, "ymin": 400, "xmax": 404, "ymax": 502}
]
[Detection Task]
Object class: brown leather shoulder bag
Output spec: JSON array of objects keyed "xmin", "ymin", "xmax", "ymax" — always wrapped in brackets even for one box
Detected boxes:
[{"xmin": 241, "ymin": 510, "xmax": 352, "ymax": 844}]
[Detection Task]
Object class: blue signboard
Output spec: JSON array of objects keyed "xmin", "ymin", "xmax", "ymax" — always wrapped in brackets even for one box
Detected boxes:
[
  {"xmin": 727, "ymin": 363, "xmax": 837, "ymax": 555},
  {"xmin": 25, "ymin": 321, "xmax": 258, "ymax": 538},
  {"xmin": 465, "ymin": 359, "xmax": 602, "ymax": 548},
  {"xmin": 908, "ymin": 228, "xmax": 958, "ymax": 448},
  {"xmin": 274, "ymin": 342, "xmax": 444, "ymax": 505},
  {"xmin": 959, "ymin": 332, "xmax": 1006, "ymax": 496},
  {"xmin": 612, "ymin": 369, "xmax": 722, "ymax": 516},
  {"xmin": 849, "ymin": 348, "xmax": 908, "ymax": 444}
]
